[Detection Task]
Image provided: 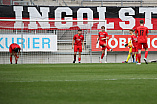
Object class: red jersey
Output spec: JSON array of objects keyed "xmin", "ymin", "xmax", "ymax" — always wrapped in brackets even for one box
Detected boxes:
[
  {"xmin": 131, "ymin": 34, "xmax": 138, "ymax": 47},
  {"xmin": 99, "ymin": 31, "xmax": 108, "ymax": 43},
  {"xmin": 73, "ymin": 34, "xmax": 84, "ymax": 46},
  {"xmin": 10, "ymin": 43, "xmax": 21, "ymax": 50},
  {"xmin": 135, "ymin": 26, "xmax": 149, "ymax": 43}
]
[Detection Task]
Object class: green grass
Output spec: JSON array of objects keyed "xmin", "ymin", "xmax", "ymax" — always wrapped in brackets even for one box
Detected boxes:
[{"xmin": 0, "ymin": 63, "xmax": 157, "ymax": 104}]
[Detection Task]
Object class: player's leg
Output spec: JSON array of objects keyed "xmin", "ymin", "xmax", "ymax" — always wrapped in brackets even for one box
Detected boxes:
[
  {"xmin": 73, "ymin": 52, "xmax": 77, "ymax": 63},
  {"xmin": 126, "ymin": 52, "xmax": 131, "ymax": 63},
  {"xmin": 135, "ymin": 52, "xmax": 138, "ymax": 63},
  {"xmin": 78, "ymin": 52, "xmax": 81, "ymax": 63},
  {"xmin": 10, "ymin": 53, "xmax": 13, "ymax": 64},
  {"xmin": 78, "ymin": 46, "xmax": 82, "ymax": 63},
  {"xmin": 103, "ymin": 43, "xmax": 113, "ymax": 51},
  {"xmin": 135, "ymin": 47, "xmax": 138, "ymax": 63},
  {"xmin": 137, "ymin": 49, "xmax": 141, "ymax": 64},
  {"xmin": 9, "ymin": 47, "xmax": 13, "ymax": 64},
  {"xmin": 99, "ymin": 42, "xmax": 105, "ymax": 63},
  {"xmin": 123, "ymin": 48, "xmax": 132, "ymax": 63},
  {"xmin": 73, "ymin": 45, "xmax": 77, "ymax": 63},
  {"xmin": 136, "ymin": 43, "xmax": 142, "ymax": 65},
  {"xmin": 14, "ymin": 52, "xmax": 18, "ymax": 64},
  {"xmin": 143, "ymin": 43, "xmax": 148, "ymax": 64},
  {"xmin": 132, "ymin": 52, "xmax": 135, "ymax": 63},
  {"xmin": 100, "ymin": 49, "xmax": 105, "ymax": 63},
  {"xmin": 132, "ymin": 47, "xmax": 136, "ymax": 63}
]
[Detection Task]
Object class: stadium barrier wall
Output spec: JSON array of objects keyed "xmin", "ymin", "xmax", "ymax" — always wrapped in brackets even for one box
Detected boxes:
[{"xmin": 0, "ymin": 5, "xmax": 157, "ymax": 64}]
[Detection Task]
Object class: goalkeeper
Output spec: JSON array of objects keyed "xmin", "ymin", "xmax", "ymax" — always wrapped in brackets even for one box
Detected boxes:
[
  {"xmin": 122, "ymin": 41, "xmax": 133, "ymax": 63},
  {"xmin": 122, "ymin": 29, "xmax": 136, "ymax": 63}
]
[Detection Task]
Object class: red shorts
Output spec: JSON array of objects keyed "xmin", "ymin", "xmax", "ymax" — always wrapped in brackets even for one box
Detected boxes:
[
  {"xmin": 138, "ymin": 43, "xmax": 148, "ymax": 50},
  {"xmin": 102, "ymin": 46, "xmax": 107, "ymax": 50},
  {"xmin": 132, "ymin": 46, "xmax": 138, "ymax": 52},
  {"xmin": 74, "ymin": 45, "xmax": 82, "ymax": 52},
  {"xmin": 99, "ymin": 41, "xmax": 106, "ymax": 46},
  {"xmin": 99, "ymin": 41, "xmax": 107, "ymax": 50}
]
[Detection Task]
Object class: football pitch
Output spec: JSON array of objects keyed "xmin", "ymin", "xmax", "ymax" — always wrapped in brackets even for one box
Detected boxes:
[{"xmin": 0, "ymin": 63, "xmax": 157, "ymax": 104}]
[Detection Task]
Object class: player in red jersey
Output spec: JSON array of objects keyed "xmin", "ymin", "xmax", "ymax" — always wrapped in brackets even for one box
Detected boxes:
[
  {"xmin": 9, "ymin": 43, "xmax": 21, "ymax": 64},
  {"xmin": 135, "ymin": 20, "xmax": 149, "ymax": 65},
  {"xmin": 72, "ymin": 29, "xmax": 84, "ymax": 63},
  {"xmin": 97, "ymin": 26, "xmax": 113, "ymax": 63},
  {"xmin": 130, "ymin": 29, "xmax": 138, "ymax": 63}
]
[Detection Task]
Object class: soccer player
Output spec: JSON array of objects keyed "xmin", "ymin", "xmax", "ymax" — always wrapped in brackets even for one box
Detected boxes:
[
  {"xmin": 122, "ymin": 40, "xmax": 133, "ymax": 63},
  {"xmin": 135, "ymin": 20, "xmax": 149, "ymax": 65},
  {"xmin": 130, "ymin": 29, "xmax": 138, "ymax": 63},
  {"xmin": 122, "ymin": 29, "xmax": 138, "ymax": 63},
  {"xmin": 72, "ymin": 29, "xmax": 84, "ymax": 63},
  {"xmin": 9, "ymin": 43, "xmax": 21, "ymax": 64},
  {"xmin": 97, "ymin": 26, "xmax": 113, "ymax": 63}
]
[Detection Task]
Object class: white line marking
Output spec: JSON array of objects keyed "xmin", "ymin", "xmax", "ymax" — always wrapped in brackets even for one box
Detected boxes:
[{"xmin": 4, "ymin": 78, "xmax": 157, "ymax": 83}]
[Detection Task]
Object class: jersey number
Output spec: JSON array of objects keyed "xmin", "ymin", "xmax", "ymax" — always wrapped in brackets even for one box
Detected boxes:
[{"xmin": 140, "ymin": 30, "xmax": 144, "ymax": 36}]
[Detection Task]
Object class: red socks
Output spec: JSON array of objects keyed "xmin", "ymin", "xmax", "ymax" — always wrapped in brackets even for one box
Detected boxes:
[
  {"xmin": 78, "ymin": 58, "xmax": 81, "ymax": 62},
  {"xmin": 137, "ymin": 51, "xmax": 148, "ymax": 63},
  {"xmin": 101, "ymin": 53, "xmax": 104, "ymax": 59},
  {"xmin": 106, "ymin": 45, "xmax": 111, "ymax": 50},
  {"xmin": 138, "ymin": 54, "xmax": 141, "ymax": 63},
  {"xmin": 136, "ymin": 54, "xmax": 138, "ymax": 62},
  {"xmin": 145, "ymin": 51, "xmax": 148, "ymax": 59},
  {"xmin": 10, "ymin": 57, "xmax": 12, "ymax": 63}
]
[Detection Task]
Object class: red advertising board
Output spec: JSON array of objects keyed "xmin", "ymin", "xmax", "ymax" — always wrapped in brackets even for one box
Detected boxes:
[{"xmin": 92, "ymin": 35, "xmax": 157, "ymax": 51}]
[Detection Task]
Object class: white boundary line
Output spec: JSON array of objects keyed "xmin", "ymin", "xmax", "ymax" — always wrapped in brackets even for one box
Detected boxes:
[{"xmin": 5, "ymin": 78, "xmax": 157, "ymax": 82}]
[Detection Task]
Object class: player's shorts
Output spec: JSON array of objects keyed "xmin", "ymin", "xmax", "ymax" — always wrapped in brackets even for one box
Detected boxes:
[
  {"xmin": 99, "ymin": 41, "xmax": 106, "ymax": 47},
  {"xmin": 102, "ymin": 46, "xmax": 107, "ymax": 50},
  {"xmin": 138, "ymin": 43, "xmax": 148, "ymax": 50},
  {"xmin": 129, "ymin": 47, "xmax": 132, "ymax": 53},
  {"xmin": 132, "ymin": 47, "xmax": 138, "ymax": 52},
  {"xmin": 99, "ymin": 41, "xmax": 107, "ymax": 50},
  {"xmin": 74, "ymin": 45, "xmax": 82, "ymax": 52}
]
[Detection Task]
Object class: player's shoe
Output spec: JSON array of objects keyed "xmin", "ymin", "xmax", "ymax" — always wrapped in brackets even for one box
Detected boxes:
[
  {"xmin": 110, "ymin": 48, "xmax": 113, "ymax": 52},
  {"xmin": 10, "ymin": 62, "xmax": 12, "ymax": 64},
  {"xmin": 99, "ymin": 59, "xmax": 102, "ymax": 63},
  {"xmin": 144, "ymin": 58, "xmax": 148, "ymax": 64},
  {"xmin": 122, "ymin": 61, "xmax": 128, "ymax": 63},
  {"xmin": 136, "ymin": 63, "xmax": 141, "ymax": 65},
  {"xmin": 73, "ymin": 60, "xmax": 76, "ymax": 63},
  {"xmin": 78, "ymin": 61, "xmax": 81, "ymax": 63}
]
